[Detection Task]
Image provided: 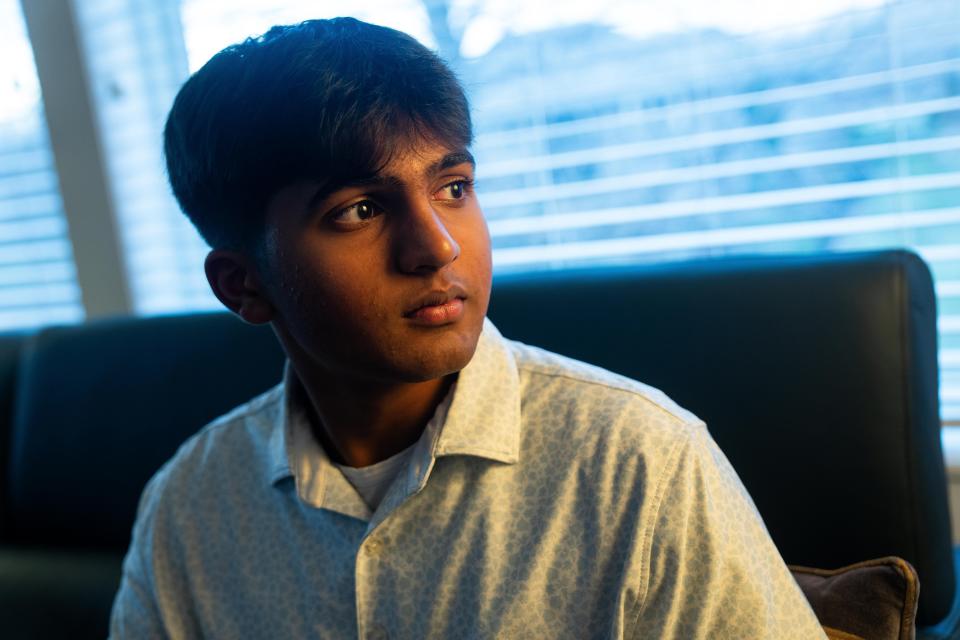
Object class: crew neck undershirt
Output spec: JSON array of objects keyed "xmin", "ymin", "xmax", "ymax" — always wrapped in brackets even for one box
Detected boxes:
[
  {"xmin": 332, "ymin": 381, "xmax": 456, "ymax": 511},
  {"xmin": 334, "ymin": 444, "xmax": 417, "ymax": 511}
]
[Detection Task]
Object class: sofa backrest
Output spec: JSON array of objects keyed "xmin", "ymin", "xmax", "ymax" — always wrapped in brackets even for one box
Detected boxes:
[
  {"xmin": 488, "ymin": 249, "xmax": 952, "ymax": 626},
  {"xmin": 5, "ymin": 313, "xmax": 284, "ymax": 549},
  {"xmin": 0, "ymin": 249, "xmax": 951, "ymax": 626},
  {"xmin": 0, "ymin": 333, "xmax": 26, "ymax": 541}
]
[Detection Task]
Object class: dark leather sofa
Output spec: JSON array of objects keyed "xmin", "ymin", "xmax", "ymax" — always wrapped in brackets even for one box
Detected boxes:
[{"xmin": 0, "ymin": 249, "xmax": 956, "ymax": 638}]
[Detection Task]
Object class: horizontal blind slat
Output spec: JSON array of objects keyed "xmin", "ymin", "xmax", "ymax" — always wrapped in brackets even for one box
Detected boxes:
[{"xmin": 0, "ymin": 0, "xmax": 84, "ymax": 330}]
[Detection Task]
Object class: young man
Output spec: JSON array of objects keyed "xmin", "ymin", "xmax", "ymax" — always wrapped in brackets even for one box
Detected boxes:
[{"xmin": 110, "ymin": 17, "xmax": 827, "ymax": 639}]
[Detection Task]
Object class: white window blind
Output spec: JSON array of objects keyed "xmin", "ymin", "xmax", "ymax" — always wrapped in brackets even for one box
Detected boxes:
[
  {"xmin": 458, "ymin": 0, "xmax": 960, "ymax": 419},
  {"xmin": 0, "ymin": 0, "xmax": 83, "ymax": 330},
  {"xmin": 72, "ymin": 0, "xmax": 435, "ymax": 316},
  {"xmin": 72, "ymin": 0, "xmax": 215, "ymax": 315},
  {"xmin": 70, "ymin": 0, "xmax": 960, "ymax": 420}
]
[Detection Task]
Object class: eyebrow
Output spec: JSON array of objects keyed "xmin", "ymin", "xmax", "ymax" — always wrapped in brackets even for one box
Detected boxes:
[
  {"xmin": 430, "ymin": 150, "xmax": 476, "ymax": 174},
  {"xmin": 305, "ymin": 149, "xmax": 476, "ymax": 214}
]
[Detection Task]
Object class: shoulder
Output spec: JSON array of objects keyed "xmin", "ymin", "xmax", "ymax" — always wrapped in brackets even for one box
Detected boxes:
[
  {"xmin": 508, "ymin": 337, "xmax": 701, "ymax": 426},
  {"xmin": 136, "ymin": 383, "xmax": 285, "ymax": 518},
  {"xmin": 168, "ymin": 382, "xmax": 282, "ymax": 475},
  {"xmin": 504, "ymin": 337, "xmax": 705, "ymax": 466}
]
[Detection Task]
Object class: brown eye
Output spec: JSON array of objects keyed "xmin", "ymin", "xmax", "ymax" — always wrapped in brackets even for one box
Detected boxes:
[
  {"xmin": 436, "ymin": 179, "xmax": 471, "ymax": 201},
  {"xmin": 330, "ymin": 200, "xmax": 383, "ymax": 226}
]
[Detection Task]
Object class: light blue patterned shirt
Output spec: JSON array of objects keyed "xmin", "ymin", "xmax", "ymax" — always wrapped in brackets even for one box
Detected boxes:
[{"xmin": 110, "ymin": 319, "xmax": 826, "ymax": 639}]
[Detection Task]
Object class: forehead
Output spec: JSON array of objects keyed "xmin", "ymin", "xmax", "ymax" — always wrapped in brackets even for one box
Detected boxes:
[
  {"xmin": 368, "ymin": 138, "xmax": 475, "ymax": 180},
  {"xmin": 319, "ymin": 138, "xmax": 474, "ymax": 199}
]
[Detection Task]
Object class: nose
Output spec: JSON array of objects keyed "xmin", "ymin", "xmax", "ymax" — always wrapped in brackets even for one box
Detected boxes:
[{"xmin": 394, "ymin": 199, "xmax": 460, "ymax": 274}]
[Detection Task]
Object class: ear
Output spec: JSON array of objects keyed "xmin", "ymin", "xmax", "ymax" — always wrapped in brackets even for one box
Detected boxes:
[{"xmin": 204, "ymin": 249, "xmax": 275, "ymax": 325}]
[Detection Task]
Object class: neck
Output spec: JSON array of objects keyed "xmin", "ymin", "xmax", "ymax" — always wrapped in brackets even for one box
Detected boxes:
[{"xmin": 290, "ymin": 365, "xmax": 455, "ymax": 468}]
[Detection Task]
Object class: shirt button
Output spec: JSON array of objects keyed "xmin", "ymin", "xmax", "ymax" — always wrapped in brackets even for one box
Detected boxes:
[
  {"xmin": 368, "ymin": 623, "xmax": 389, "ymax": 640},
  {"xmin": 365, "ymin": 538, "xmax": 383, "ymax": 556}
]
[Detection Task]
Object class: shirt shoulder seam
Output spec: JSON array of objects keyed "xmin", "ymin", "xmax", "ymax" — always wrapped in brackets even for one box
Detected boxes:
[
  {"xmin": 173, "ymin": 388, "xmax": 284, "ymax": 457},
  {"xmin": 516, "ymin": 362, "xmax": 701, "ymax": 426}
]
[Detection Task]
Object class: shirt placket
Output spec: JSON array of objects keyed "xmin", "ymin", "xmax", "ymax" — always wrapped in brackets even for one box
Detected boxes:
[{"xmin": 355, "ymin": 526, "xmax": 393, "ymax": 640}]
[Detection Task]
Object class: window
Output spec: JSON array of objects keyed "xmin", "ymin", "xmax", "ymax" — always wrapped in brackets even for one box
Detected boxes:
[
  {"xmin": 68, "ymin": 0, "xmax": 960, "ymax": 419},
  {"xmin": 72, "ymin": 0, "xmax": 435, "ymax": 315},
  {"xmin": 0, "ymin": 0, "xmax": 83, "ymax": 330}
]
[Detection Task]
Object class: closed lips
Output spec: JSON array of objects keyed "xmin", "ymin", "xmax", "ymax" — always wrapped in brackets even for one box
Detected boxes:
[{"xmin": 404, "ymin": 287, "xmax": 467, "ymax": 317}]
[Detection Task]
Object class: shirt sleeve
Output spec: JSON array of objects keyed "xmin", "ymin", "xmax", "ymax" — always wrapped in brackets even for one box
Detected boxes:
[
  {"xmin": 632, "ymin": 424, "xmax": 828, "ymax": 640},
  {"xmin": 108, "ymin": 471, "xmax": 168, "ymax": 640}
]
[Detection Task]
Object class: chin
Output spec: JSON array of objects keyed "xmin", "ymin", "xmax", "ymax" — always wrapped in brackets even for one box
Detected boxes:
[{"xmin": 391, "ymin": 327, "xmax": 482, "ymax": 382}]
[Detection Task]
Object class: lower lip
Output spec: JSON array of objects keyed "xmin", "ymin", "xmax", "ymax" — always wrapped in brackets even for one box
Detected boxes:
[{"xmin": 406, "ymin": 297, "xmax": 465, "ymax": 325}]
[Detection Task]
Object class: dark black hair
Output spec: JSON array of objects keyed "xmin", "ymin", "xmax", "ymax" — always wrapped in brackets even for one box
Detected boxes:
[{"xmin": 163, "ymin": 17, "xmax": 472, "ymax": 251}]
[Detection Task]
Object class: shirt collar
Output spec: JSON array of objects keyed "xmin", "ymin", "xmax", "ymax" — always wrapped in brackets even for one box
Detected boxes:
[
  {"xmin": 266, "ymin": 362, "xmax": 307, "ymax": 485},
  {"xmin": 266, "ymin": 317, "xmax": 522, "ymax": 496},
  {"xmin": 432, "ymin": 318, "xmax": 521, "ymax": 464}
]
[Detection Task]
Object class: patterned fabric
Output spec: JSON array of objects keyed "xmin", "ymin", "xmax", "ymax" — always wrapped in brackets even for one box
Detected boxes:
[{"xmin": 110, "ymin": 319, "xmax": 827, "ymax": 639}]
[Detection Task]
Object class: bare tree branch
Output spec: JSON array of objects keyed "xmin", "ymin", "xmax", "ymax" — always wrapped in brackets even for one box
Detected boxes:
[{"xmin": 421, "ymin": 0, "xmax": 463, "ymax": 65}]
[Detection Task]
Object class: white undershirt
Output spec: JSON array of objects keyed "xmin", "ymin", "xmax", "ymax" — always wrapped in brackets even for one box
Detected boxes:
[
  {"xmin": 333, "ymin": 382, "xmax": 456, "ymax": 511},
  {"xmin": 334, "ymin": 444, "xmax": 417, "ymax": 511}
]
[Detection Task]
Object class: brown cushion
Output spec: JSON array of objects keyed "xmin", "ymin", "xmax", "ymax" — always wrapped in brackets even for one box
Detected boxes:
[{"xmin": 790, "ymin": 556, "xmax": 920, "ymax": 640}]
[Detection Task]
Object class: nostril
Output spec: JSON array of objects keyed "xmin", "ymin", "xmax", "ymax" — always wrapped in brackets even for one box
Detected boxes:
[{"xmin": 396, "ymin": 213, "xmax": 460, "ymax": 273}]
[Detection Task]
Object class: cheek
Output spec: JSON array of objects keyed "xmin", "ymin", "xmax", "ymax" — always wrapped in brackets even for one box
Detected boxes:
[
  {"xmin": 464, "ymin": 218, "xmax": 493, "ymax": 309},
  {"xmin": 278, "ymin": 252, "xmax": 391, "ymax": 337},
  {"xmin": 277, "ymin": 259, "xmax": 326, "ymax": 313}
]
